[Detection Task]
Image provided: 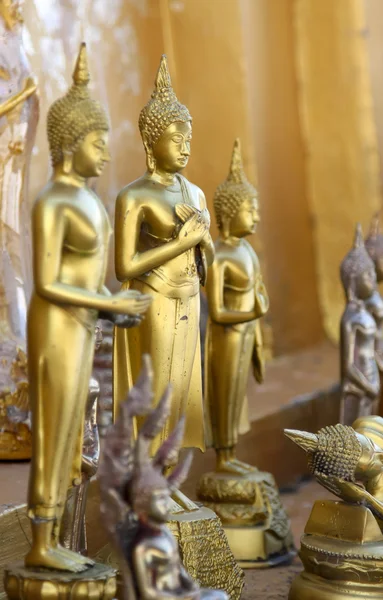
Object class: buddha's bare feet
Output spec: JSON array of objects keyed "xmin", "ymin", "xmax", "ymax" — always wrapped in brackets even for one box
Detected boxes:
[
  {"xmin": 57, "ymin": 546, "xmax": 95, "ymax": 567},
  {"xmin": 25, "ymin": 546, "xmax": 88, "ymax": 573},
  {"xmin": 232, "ymin": 458, "xmax": 258, "ymax": 472},
  {"xmin": 216, "ymin": 459, "xmax": 248, "ymax": 475}
]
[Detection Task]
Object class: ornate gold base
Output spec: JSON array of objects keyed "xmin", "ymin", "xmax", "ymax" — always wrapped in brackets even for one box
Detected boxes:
[
  {"xmin": 0, "ymin": 427, "xmax": 31, "ymax": 460},
  {"xmin": 289, "ymin": 571, "xmax": 383, "ymax": 600},
  {"xmin": 4, "ymin": 561, "xmax": 116, "ymax": 600},
  {"xmin": 197, "ymin": 469, "xmax": 295, "ymax": 568},
  {"xmin": 168, "ymin": 505, "xmax": 244, "ymax": 600}
]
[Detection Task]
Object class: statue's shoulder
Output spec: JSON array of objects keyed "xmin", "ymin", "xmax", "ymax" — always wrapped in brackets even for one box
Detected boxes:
[
  {"xmin": 33, "ymin": 181, "xmax": 70, "ymax": 216},
  {"xmin": 116, "ymin": 175, "xmax": 149, "ymax": 207}
]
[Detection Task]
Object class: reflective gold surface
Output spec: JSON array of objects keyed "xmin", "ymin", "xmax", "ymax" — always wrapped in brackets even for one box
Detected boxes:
[
  {"xmin": 113, "ymin": 55, "xmax": 213, "ymax": 459},
  {"xmin": 286, "ymin": 418, "xmax": 383, "ymax": 600},
  {"xmin": 24, "ymin": 43, "xmax": 151, "ymax": 575},
  {"xmin": 198, "ymin": 139, "xmax": 294, "ymax": 567}
]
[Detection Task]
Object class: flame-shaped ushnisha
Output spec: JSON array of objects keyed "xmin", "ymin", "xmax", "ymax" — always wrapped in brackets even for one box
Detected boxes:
[{"xmin": 340, "ymin": 223, "xmax": 375, "ymax": 293}]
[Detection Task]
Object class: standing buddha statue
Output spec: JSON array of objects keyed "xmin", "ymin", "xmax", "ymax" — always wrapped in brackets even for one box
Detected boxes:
[
  {"xmin": 113, "ymin": 55, "xmax": 243, "ymax": 597},
  {"xmin": 4, "ymin": 43, "xmax": 152, "ymax": 600},
  {"xmin": 365, "ymin": 212, "xmax": 383, "ymax": 416},
  {"xmin": 340, "ymin": 224, "xmax": 380, "ymax": 425},
  {"xmin": 197, "ymin": 139, "xmax": 294, "ymax": 568}
]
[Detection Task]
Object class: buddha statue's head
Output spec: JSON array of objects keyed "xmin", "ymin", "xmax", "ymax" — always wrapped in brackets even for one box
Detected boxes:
[
  {"xmin": 285, "ymin": 422, "xmax": 383, "ymax": 484},
  {"xmin": 340, "ymin": 224, "xmax": 376, "ymax": 301},
  {"xmin": 139, "ymin": 55, "xmax": 192, "ymax": 175},
  {"xmin": 47, "ymin": 43, "xmax": 110, "ymax": 180},
  {"xmin": 365, "ymin": 212, "xmax": 383, "ymax": 283},
  {"xmin": 214, "ymin": 139, "xmax": 259, "ymax": 239}
]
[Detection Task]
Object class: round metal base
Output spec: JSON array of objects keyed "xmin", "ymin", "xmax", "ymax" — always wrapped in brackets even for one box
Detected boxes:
[{"xmin": 289, "ymin": 572, "xmax": 383, "ymax": 600}]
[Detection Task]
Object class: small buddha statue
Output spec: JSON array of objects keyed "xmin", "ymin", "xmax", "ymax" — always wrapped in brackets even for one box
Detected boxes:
[
  {"xmin": 285, "ymin": 419, "xmax": 383, "ymax": 600},
  {"xmin": 340, "ymin": 224, "xmax": 380, "ymax": 425},
  {"xmin": 100, "ymin": 356, "xmax": 228, "ymax": 600},
  {"xmin": 365, "ymin": 212, "xmax": 383, "ymax": 416},
  {"xmin": 24, "ymin": 43, "xmax": 151, "ymax": 575},
  {"xmin": 197, "ymin": 139, "xmax": 294, "ymax": 568}
]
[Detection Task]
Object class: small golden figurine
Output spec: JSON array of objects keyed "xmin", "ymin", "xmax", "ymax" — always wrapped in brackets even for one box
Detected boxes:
[
  {"xmin": 113, "ymin": 55, "xmax": 243, "ymax": 597},
  {"xmin": 365, "ymin": 212, "xmax": 383, "ymax": 416},
  {"xmin": 4, "ymin": 43, "xmax": 152, "ymax": 600},
  {"xmin": 0, "ymin": 0, "xmax": 38, "ymax": 460},
  {"xmin": 197, "ymin": 139, "xmax": 294, "ymax": 568},
  {"xmin": 100, "ymin": 356, "xmax": 228, "ymax": 600},
  {"xmin": 340, "ymin": 224, "xmax": 380, "ymax": 424},
  {"xmin": 60, "ymin": 323, "xmax": 103, "ymax": 555},
  {"xmin": 285, "ymin": 418, "xmax": 383, "ymax": 600}
]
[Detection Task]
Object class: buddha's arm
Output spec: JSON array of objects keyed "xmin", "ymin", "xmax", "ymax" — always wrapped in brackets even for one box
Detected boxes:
[
  {"xmin": 198, "ymin": 190, "xmax": 215, "ymax": 266},
  {"xmin": 33, "ymin": 200, "xmax": 135, "ymax": 314},
  {"xmin": 341, "ymin": 318, "xmax": 378, "ymax": 397},
  {"xmin": 0, "ymin": 77, "xmax": 37, "ymax": 118},
  {"xmin": 115, "ymin": 192, "xmax": 197, "ymax": 281},
  {"xmin": 252, "ymin": 320, "xmax": 265, "ymax": 384},
  {"xmin": 249, "ymin": 244, "xmax": 269, "ymax": 317},
  {"xmin": 207, "ymin": 261, "xmax": 259, "ymax": 325}
]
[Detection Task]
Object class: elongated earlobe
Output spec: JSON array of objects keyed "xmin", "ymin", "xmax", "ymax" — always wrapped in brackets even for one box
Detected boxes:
[{"xmin": 62, "ymin": 149, "xmax": 73, "ymax": 175}]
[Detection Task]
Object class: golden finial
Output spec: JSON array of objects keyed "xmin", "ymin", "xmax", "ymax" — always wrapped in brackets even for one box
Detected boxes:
[
  {"xmin": 284, "ymin": 429, "xmax": 318, "ymax": 453},
  {"xmin": 154, "ymin": 55, "xmax": 172, "ymax": 91},
  {"xmin": 72, "ymin": 42, "xmax": 90, "ymax": 87},
  {"xmin": 228, "ymin": 138, "xmax": 244, "ymax": 184}
]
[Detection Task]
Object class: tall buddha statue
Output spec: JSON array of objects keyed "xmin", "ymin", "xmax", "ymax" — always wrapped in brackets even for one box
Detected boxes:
[
  {"xmin": 24, "ymin": 43, "xmax": 151, "ymax": 575},
  {"xmin": 197, "ymin": 139, "xmax": 294, "ymax": 568},
  {"xmin": 113, "ymin": 55, "xmax": 214, "ymax": 505},
  {"xmin": 113, "ymin": 56, "xmax": 244, "ymax": 596},
  {"xmin": 340, "ymin": 224, "xmax": 380, "ymax": 425},
  {"xmin": 365, "ymin": 212, "xmax": 383, "ymax": 416}
]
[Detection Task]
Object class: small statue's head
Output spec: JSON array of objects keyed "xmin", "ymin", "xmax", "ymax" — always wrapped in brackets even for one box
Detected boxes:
[
  {"xmin": 47, "ymin": 43, "xmax": 110, "ymax": 179},
  {"xmin": 340, "ymin": 224, "xmax": 376, "ymax": 301},
  {"xmin": 214, "ymin": 139, "xmax": 259, "ymax": 239},
  {"xmin": 365, "ymin": 212, "xmax": 383, "ymax": 283},
  {"xmin": 285, "ymin": 423, "xmax": 383, "ymax": 483},
  {"xmin": 139, "ymin": 55, "xmax": 192, "ymax": 175}
]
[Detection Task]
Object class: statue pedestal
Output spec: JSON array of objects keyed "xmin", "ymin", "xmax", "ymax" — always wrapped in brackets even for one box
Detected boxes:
[
  {"xmin": 168, "ymin": 505, "xmax": 244, "ymax": 600},
  {"xmin": 4, "ymin": 562, "xmax": 116, "ymax": 600},
  {"xmin": 289, "ymin": 500, "xmax": 383, "ymax": 600},
  {"xmin": 197, "ymin": 470, "xmax": 295, "ymax": 568}
]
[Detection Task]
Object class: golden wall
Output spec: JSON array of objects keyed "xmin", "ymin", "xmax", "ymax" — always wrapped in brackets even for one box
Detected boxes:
[{"xmin": 17, "ymin": 0, "xmax": 383, "ymax": 354}]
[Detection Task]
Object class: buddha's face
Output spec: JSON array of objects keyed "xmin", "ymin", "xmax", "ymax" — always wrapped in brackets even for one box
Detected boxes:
[
  {"xmin": 356, "ymin": 435, "xmax": 383, "ymax": 480},
  {"xmin": 355, "ymin": 267, "xmax": 376, "ymax": 300},
  {"xmin": 72, "ymin": 130, "xmax": 110, "ymax": 178},
  {"xmin": 152, "ymin": 121, "xmax": 192, "ymax": 173},
  {"xmin": 148, "ymin": 488, "xmax": 171, "ymax": 523},
  {"xmin": 228, "ymin": 196, "xmax": 259, "ymax": 238}
]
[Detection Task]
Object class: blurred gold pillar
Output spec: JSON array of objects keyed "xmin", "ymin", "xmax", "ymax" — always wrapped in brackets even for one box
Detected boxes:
[{"xmin": 293, "ymin": 0, "xmax": 382, "ymax": 342}]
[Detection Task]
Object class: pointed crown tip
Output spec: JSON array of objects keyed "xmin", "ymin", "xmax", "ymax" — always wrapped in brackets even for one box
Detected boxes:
[
  {"xmin": 155, "ymin": 54, "xmax": 172, "ymax": 90},
  {"xmin": 354, "ymin": 223, "xmax": 364, "ymax": 248},
  {"xmin": 73, "ymin": 42, "xmax": 90, "ymax": 86}
]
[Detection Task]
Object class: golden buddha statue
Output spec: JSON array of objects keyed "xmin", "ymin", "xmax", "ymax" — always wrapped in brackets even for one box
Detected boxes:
[
  {"xmin": 340, "ymin": 224, "xmax": 380, "ymax": 425},
  {"xmin": 113, "ymin": 55, "xmax": 243, "ymax": 597},
  {"xmin": 100, "ymin": 356, "xmax": 228, "ymax": 600},
  {"xmin": 285, "ymin": 418, "xmax": 383, "ymax": 600},
  {"xmin": 197, "ymin": 139, "xmax": 294, "ymax": 568},
  {"xmin": 365, "ymin": 212, "xmax": 383, "ymax": 416},
  {"xmin": 20, "ymin": 43, "xmax": 151, "ymax": 578}
]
